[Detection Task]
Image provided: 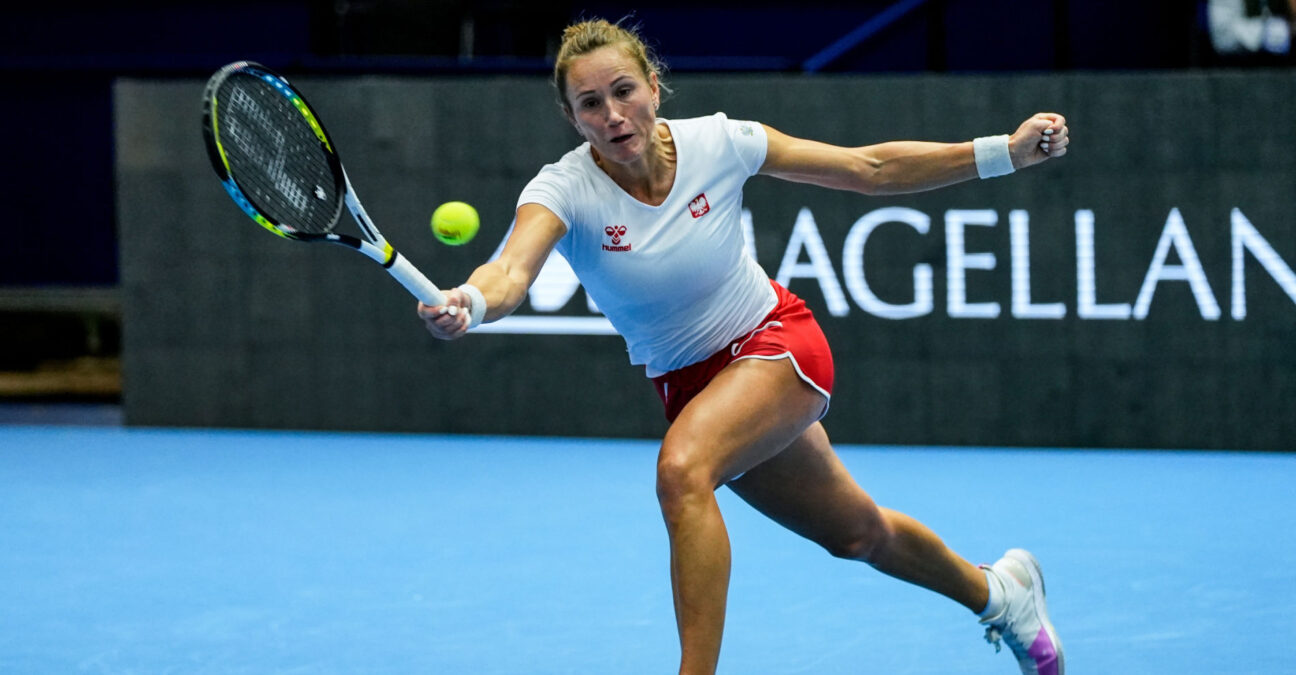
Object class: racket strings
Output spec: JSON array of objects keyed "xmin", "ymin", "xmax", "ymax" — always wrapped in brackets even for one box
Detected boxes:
[{"xmin": 216, "ymin": 76, "xmax": 342, "ymax": 235}]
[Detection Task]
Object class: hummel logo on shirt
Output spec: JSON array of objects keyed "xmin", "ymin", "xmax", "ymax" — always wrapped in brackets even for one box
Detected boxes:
[{"xmin": 603, "ymin": 224, "xmax": 631, "ymax": 252}]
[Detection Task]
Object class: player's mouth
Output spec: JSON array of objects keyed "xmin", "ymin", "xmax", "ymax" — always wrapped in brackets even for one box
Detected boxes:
[{"xmin": 610, "ymin": 133, "xmax": 633, "ymax": 144}]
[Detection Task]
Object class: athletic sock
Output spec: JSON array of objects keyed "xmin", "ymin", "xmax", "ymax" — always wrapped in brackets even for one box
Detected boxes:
[{"xmin": 978, "ymin": 566, "xmax": 1008, "ymax": 621}]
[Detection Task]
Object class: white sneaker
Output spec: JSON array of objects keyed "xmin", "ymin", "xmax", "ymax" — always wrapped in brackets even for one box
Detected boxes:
[{"xmin": 980, "ymin": 549, "xmax": 1065, "ymax": 675}]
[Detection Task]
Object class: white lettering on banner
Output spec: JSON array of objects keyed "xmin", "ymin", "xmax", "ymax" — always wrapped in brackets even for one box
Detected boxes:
[
  {"xmin": 1231, "ymin": 208, "xmax": 1296, "ymax": 320},
  {"xmin": 741, "ymin": 208, "xmax": 758, "ymax": 261},
  {"xmin": 476, "ymin": 210, "xmax": 762, "ymax": 334},
  {"xmin": 945, "ymin": 210, "xmax": 1001, "ymax": 319},
  {"xmin": 475, "ymin": 220, "xmax": 615, "ymax": 334},
  {"xmin": 773, "ymin": 208, "xmax": 850, "ymax": 316},
  {"xmin": 1075, "ymin": 209, "xmax": 1132, "ymax": 319},
  {"xmin": 842, "ymin": 207, "xmax": 934, "ymax": 319},
  {"xmin": 1010, "ymin": 210, "xmax": 1067, "ymax": 319},
  {"xmin": 475, "ymin": 207, "xmax": 1294, "ymax": 334},
  {"xmin": 1132, "ymin": 208, "xmax": 1220, "ymax": 320},
  {"xmin": 527, "ymin": 250, "xmax": 582, "ymax": 312}
]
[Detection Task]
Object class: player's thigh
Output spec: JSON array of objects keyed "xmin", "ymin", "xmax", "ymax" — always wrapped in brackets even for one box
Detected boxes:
[
  {"xmin": 727, "ymin": 422, "xmax": 886, "ymax": 556},
  {"xmin": 661, "ymin": 356, "xmax": 826, "ymax": 488}
]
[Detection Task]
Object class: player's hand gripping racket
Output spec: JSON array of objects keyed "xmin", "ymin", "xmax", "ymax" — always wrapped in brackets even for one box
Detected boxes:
[{"xmin": 201, "ymin": 60, "xmax": 446, "ymax": 307}]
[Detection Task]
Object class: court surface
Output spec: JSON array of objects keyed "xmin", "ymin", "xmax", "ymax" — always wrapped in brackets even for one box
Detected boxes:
[{"xmin": 2, "ymin": 423, "xmax": 1294, "ymax": 674}]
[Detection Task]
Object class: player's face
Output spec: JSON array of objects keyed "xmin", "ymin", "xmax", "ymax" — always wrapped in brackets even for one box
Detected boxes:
[{"xmin": 563, "ymin": 46, "xmax": 660, "ymax": 166}]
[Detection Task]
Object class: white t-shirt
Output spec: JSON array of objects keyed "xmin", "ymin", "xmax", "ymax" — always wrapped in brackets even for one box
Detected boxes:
[{"xmin": 517, "ymin": 113, "xmax": 777, "ymax": 376}]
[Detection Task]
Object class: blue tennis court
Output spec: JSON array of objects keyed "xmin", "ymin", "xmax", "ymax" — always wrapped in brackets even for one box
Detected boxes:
[{"xmin": 2, "ymin": 422, "xmax": 1294, "ymax": 673}]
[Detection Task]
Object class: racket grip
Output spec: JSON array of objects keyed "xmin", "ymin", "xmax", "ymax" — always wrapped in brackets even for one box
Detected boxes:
[{"xmin": 386, "ymin": 252, "xmax": 447, "ymax": 306}]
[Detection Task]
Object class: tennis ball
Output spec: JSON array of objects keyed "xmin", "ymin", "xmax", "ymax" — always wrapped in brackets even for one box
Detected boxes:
[{"xmin": 431, "ymin": 201, "xmax": 479, "ymax": 246}]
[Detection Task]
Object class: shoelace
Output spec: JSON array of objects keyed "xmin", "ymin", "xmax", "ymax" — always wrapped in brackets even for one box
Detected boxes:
[{"xmin": 984, "ymin": 625, "xmax": 1004, "ymax": 653}]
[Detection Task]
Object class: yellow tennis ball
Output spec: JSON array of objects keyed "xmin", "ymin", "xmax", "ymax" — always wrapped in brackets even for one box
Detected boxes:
[{"xmin": 431, "ymin": 201, "xmax": 479, "ymax": 246}]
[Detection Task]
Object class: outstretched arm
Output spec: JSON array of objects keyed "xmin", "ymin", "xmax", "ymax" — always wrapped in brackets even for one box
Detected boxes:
[
  {"xmin": 417, "ymin": 202, "xmax": 567, "ymax": 340},
  {"xmin": 759, "ymin": 113, "xmax": 1069, "ymax": 196}
]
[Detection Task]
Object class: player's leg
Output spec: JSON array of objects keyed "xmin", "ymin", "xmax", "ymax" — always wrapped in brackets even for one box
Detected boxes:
[
  {"xmin": 728, "ymin": 424, "xmax": 1065, "ymax": 674},
  {"xmin": 655, "ymin": 357, "xmax": 827, "ymax": 675},
  {"xmin": 726, "ymin": 422, "xmax": 988, "ymax": 610}
]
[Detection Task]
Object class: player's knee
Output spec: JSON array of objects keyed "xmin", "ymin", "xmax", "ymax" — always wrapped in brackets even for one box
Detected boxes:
[{"xmin": 655, "ymin": 447, "xmax": 714, "ymax": 512}]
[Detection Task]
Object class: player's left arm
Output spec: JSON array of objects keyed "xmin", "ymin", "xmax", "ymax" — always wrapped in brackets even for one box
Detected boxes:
[{"xmin": 759, "ymin": 113, "xmax": 1068, "ymax": 196}]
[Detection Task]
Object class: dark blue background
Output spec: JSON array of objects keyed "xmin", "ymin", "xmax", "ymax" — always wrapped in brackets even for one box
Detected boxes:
[{"xmin": 3, "ymin": 1, "xmax": 1222, "ymax": 286}]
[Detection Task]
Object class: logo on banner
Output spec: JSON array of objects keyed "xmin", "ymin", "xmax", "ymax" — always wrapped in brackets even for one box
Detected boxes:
[
  {"xmin": 475, "ymin": 205, "xmax": 1296, "ymax": 335},
  {"xmin": 688, "ymin": 193, "xmax": 710, "ymax": 218},
  {"xmin": 602, "ymin": 225, "xmax": 631, "ymax": 252}
]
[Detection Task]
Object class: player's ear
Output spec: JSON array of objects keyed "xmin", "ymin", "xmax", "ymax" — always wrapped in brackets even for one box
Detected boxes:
[{"xmin": 564, "ymin": 108, "xmax": 577, "ymax": 128}]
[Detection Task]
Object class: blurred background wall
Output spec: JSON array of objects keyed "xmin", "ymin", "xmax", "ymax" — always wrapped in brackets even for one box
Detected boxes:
[{"xmin": 5, "ymin": 1, "xmax": 1295, "ymax": 448}]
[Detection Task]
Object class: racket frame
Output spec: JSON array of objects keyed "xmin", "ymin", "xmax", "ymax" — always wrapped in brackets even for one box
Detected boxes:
[{"xmin": 202, "ymin": 61, "xmax": 446, "ymax": 306}]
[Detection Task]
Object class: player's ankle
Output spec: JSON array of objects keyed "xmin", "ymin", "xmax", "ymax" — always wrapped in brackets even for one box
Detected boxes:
[{"xmin": 977, "ymin": 564, "xmax": 1008, "ymax": 622}]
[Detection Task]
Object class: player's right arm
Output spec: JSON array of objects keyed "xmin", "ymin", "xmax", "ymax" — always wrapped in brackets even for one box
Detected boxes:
[{"xmin": 419, "ymin": 203, "xmax": 567, "ymax": 340}]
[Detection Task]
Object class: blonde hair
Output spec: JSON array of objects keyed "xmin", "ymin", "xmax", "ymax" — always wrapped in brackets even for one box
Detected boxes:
[{"xmin": 552, "ymin": 18, "xmax": 670, "ymax": 114}]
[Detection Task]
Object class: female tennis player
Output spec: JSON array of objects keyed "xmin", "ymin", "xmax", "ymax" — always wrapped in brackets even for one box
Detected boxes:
[{"xmin": 419, "ymin": 19, "xmax": 1069, "ymax": 675}]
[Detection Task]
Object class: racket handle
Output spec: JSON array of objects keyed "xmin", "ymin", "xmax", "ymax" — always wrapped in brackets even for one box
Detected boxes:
[{"xmin": 386, "ymin": 252, "xmax": 447, "ymax": 306}]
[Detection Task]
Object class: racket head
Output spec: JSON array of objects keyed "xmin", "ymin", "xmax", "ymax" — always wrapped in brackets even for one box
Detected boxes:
[{"xmin": 202, "ymin": 61, "xmax": 345, "ymax": 241}]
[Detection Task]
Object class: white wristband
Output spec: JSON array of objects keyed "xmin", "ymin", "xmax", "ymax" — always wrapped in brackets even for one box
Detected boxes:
[
  {"xmin": 458, "ymin": 283, "xmax": 487, "ymax": 329},
  {"xmin": 973, "ymin": 134, "xmax": 1015, "ymax": 179}
]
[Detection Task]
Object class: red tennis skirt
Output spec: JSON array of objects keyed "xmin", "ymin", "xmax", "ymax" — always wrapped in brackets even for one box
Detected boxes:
[{"xmin": 651, "ymin": 281, "xmax": 834, "ymax": 423}]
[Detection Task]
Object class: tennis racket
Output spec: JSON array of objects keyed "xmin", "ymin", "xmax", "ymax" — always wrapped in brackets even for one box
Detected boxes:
[{"xmin": 201, "ymin": 60, "xmax": 446, "ymax": 306}]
